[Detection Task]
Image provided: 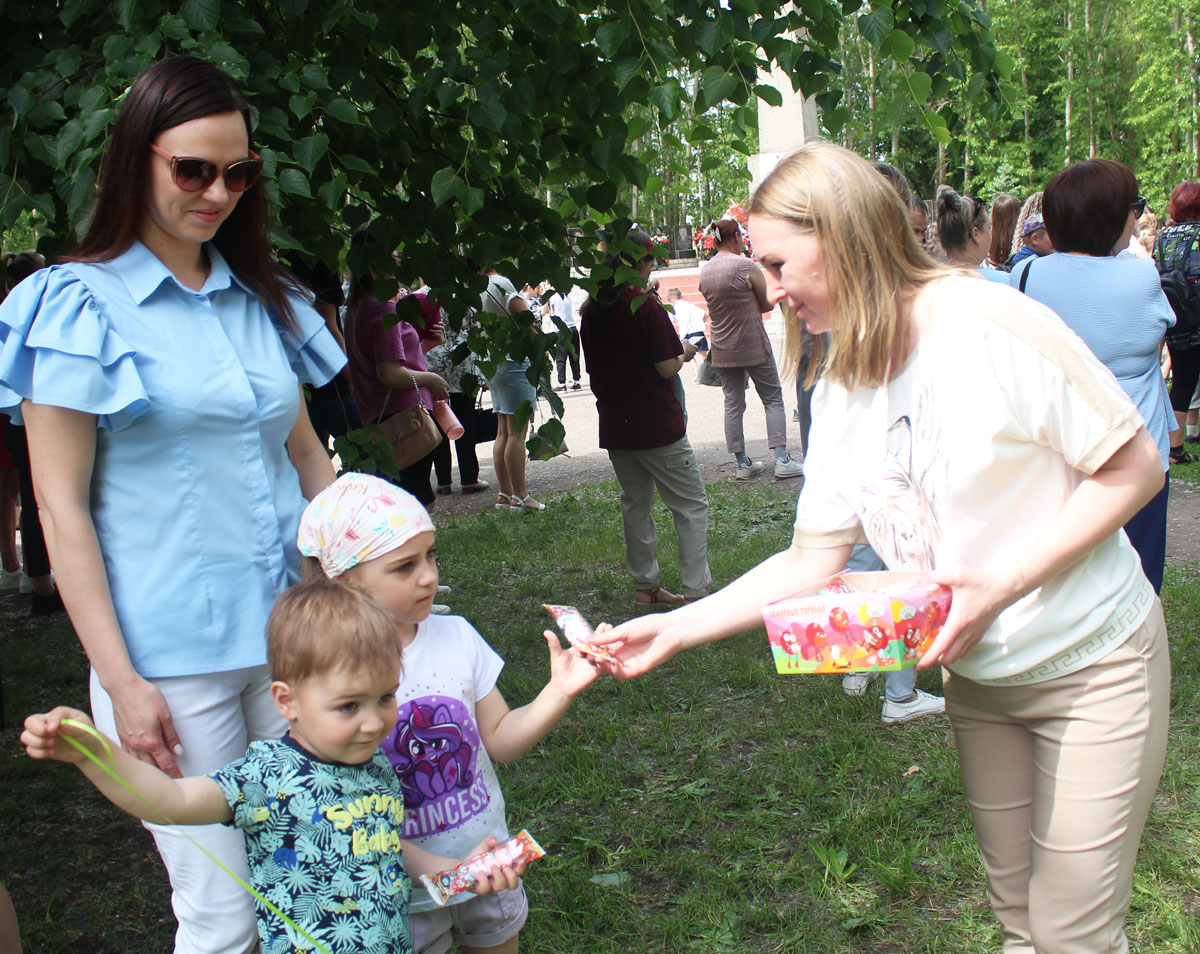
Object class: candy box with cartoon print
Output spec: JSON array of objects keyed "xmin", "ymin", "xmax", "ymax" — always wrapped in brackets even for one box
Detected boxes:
[{"xmin": 761, "ymin": 571, "xmax": 951, "ymax": 674}]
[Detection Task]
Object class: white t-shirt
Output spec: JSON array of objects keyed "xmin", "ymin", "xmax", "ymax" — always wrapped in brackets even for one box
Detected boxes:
[
  {"xmin": 378, "ymin": 614, "xmax": 508, "ymax": 911},
  {"xmin": 480, "ymin": 273, "xmax": 521, "ymax": 317},
  {"xmin": 671, "ymin": 299, "xmax": 708, "ymax": 339},
  {"xmin": 548, "ymin": 291, "xmax": 575, "ymax": 329},
  {"xmin": 794, "ymin": 275, "xmax": 1154, "ymax": 685}
]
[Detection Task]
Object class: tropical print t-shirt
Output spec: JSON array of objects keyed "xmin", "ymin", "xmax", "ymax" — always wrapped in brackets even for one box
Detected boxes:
[{"xmin": 211, "ymin": 736, "xmax": 412, "ymax": 954}]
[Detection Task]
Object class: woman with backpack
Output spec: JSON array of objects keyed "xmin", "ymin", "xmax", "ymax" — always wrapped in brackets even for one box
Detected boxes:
[{"xmin": 1154, "ymin": 181, "xmax": 1200, "ymax": 459}]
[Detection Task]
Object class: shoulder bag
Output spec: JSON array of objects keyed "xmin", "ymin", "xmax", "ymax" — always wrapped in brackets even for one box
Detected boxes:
[{"xmin": 378, "ymin": 370, "xmax": 443, "ymax": 470}]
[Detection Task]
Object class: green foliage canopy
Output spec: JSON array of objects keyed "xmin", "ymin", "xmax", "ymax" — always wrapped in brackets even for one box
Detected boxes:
[{"xmin": 1, "ymin": 0, "xmax": 1007, "ymax": 398}]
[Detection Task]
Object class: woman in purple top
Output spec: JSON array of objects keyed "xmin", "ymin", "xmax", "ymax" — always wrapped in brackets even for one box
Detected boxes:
[
  {"xmin": 700, "ymin": 219, "xmax": 804, "ymax": 480},
  {"xmin": 343, "ymin": 227, "xmax": 449, "ymax": 507}
]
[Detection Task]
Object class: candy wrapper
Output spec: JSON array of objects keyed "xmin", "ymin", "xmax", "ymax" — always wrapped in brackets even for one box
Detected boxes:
[
  {"xmin": 420, "ymin": 830, "xmax": 547, "ymax": 907},
  {"xmin": 762, "ymin": 571, "xmax": 951, "ymax": 674},
  {"xmin": 543, "ymin": 604, "xmax": 616, "ymax": 661}
]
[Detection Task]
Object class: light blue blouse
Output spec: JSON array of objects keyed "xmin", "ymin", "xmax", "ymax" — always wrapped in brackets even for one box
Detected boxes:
[
  {"xmin": 1011, "ymin": 252, "xmax": 1176, "ymax": 469},
  {"xmin": 0, "ymin": 242, "xmax": 345, "ymax": 677}
]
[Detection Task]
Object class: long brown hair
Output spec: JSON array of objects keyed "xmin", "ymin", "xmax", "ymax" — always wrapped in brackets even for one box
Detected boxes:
[
  {"xmin": 989, "ymin": 193, "xmax": 1019, "ymax": 265},
  {"xmin": 748, "ymin": 142, "xmax": 948, "ymax": 390},
  {"xmin": 70, "ymin": 56, "xmax": 298, "ymax": 329}
]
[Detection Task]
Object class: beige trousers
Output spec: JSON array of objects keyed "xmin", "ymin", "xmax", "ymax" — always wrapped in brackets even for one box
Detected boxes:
[{"xmin": 944, "ymin": 602, "xmax": 1170, "ymax": 954}]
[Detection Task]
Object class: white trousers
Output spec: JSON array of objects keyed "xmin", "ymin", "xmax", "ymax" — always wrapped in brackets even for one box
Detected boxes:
[{"xmin": 90, "ymin": 666, "xmax": 285, "ymax": 954}]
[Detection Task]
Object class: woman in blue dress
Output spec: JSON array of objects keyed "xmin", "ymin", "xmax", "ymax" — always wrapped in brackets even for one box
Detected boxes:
[{"xmin": 0, "ymin": 57, "xmax": 344, "ymax": 954}]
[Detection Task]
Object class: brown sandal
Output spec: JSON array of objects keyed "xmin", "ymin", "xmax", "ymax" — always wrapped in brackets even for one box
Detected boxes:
[{"xmin": 634, "ymin": 586, "xmax": 685, "ymax": 608}]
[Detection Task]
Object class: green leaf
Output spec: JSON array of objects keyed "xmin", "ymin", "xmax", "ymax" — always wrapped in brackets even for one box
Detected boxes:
[
  {"xmin": 276, "ymin": 168, "xmax": 311, "ymax": 197},
  {"xmin": 59, "ymin": 0, "xmax": 90, "ymax": 27},
  {"xmin": 325, "ymin": 98, "xmax": 361, "ymax": 124},
  {"xmin": 857, "ymin": 7, "xmax": 894, "ymax": 46},
  {"xmin": 595, "ymin": 20, "xmax": 630, "ymax": 56},
  {"xmin": 82, "ymin": 109, "xmax": 115, "ymax": 143},
  {"xmin": 754, "ymin": 84, "xmax": 783, "ymax": 108},
  {"xmin": 648, "ymin": 84, "xmax": 677, "ymax": 122},
  {"xmin": 160, "ymin": 14, "xmax": 192, "ymax": 41},
  {"xmin": 886, "ymin": 29, "xmax": 915, "ymax": 60},
  {"xmin": 289, "ymin": 92, "xmax": 318, "ymax": 119},
  {"xmin": 685, "ymin": 124, "xmax": 717, "ymax": 143},
  {"xmin": 469, "ymin": 99, "xmax": 506, "ymax": 134},
  {"xmin": 993, "ymin": 51, "xmax": 1015, "ymax": 80},
  {"xmin": 181, "ymin": 0, "xmax": 220, "ymax": 31},
  {"xmin": 339, "ymin": 155, "xmax": 374, "ymax": 175},
  {"xmin": 318, "ymin": 172, "xmax": 348, "ymax": 210},
  {"xmin": 614, "ymin": 58, "xmax": 641, "ymax": 93},
  {"xmin": 431, "ymin": 167, "xmax": 461, "ymax": 207},
  {"xmin": 301, "ymin": 64, "xmax": 330, "ymax": 90},
  {"xmin": 587, "ymin": 180, "xmax": 617, "ymax": 211},
  {"xmin": 907, "ymin": 70, "xmax": 932, "ymax": 102},
  {"xmin": 700, "ymin": 67, "xmax": 737, "ymax": 109},
  {"xmin": 643, "ymin": 175, "xmax": 663, "ymax": 195},
  {"xmin": 7, "ymin": 87, "xmax": 33, "ymax": 116},
  {"xmin": 589, "ymin": 871, "xmax": 630, "ymax": 887},
  {"xmin": 294, "ymin": 133, "xmax": 329, "ymax": 174},
  {"xmin": 463, "ymin": 186, "xmax": 484, "ymax": 217},
  {"xmin": 56, "ymin": 120, "xmax": 83, "ymax": 170}
]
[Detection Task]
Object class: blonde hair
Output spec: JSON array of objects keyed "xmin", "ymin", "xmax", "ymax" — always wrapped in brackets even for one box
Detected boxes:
[
  {"xmin": 1011, "ymin": 191, "xmax": 1044, "ymax": 259},
  {"xmin": 267, "ymin": 578, "xmax": 402, "ymax": 684},
  {"xmin": 748, "ymin": 142, "xmax": 948, "ymax": 390}
]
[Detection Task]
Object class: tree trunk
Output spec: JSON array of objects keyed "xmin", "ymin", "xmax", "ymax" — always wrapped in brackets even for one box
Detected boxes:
[
  {"xmin": 1012, "ymin": 0, "xmax": 1034, "ymax": 185},
  {"xmin": 867, "ymin": 46, "xmax": 877, "ymax": 158},
  {"xmin": 1065, "ymin": 0, "xmax": 1074, "ymax": 164},
  {"xmin": 1189, "ymin": 20, "xmax": 1200, "ymax": 176}
]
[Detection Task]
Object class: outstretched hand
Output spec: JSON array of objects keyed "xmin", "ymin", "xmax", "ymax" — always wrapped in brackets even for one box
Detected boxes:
[
  {"xmin": 22, "ymin": 706, "xmax": 105, "ymax": 765},
  {"xmin": 543, "ymin": 631, "xmax": 601, "ymax": 698},
  {"xmin": 917, "ymin": 566, "xmax": 1023, "ymax": 669},
  {"xmin": 588, "ymin": 614, "xmax": 684, "ymax": 680}
]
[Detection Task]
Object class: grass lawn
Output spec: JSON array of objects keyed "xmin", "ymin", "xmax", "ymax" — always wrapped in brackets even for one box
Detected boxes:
[{"xmin": 4, "ymin": 478, "xmax": 1199, "ymax": 953}]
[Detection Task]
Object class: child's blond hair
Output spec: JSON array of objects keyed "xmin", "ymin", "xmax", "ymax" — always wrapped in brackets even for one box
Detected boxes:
[{"xmin": 267, "ymin": 578, "xmax": 401, "ymax": 684}]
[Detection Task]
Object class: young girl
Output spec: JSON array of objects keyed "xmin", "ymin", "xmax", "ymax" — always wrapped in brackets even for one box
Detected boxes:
[{"xmin": 297, "ymin": 473, "xmax": 598, "ymax": 954}]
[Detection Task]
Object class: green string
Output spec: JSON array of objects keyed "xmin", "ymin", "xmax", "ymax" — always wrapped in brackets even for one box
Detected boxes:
[{"xmin": 60, "ymin": 718, "xmax": 333, "ymax": 954}]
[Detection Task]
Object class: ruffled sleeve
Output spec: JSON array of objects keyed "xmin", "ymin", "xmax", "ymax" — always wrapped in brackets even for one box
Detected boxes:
[
  {"xmin": 276, "ymin": 292, "xmax": 347, "ymax": 387},
  {"xmin": 0, "ymin": 265, "xmax": 149, "ymax": 431}
]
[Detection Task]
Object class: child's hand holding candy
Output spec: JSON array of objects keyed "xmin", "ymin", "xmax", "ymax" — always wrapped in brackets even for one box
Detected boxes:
[
  {"xmin": 543, "ymin": 630, "xmax": 601, "ymax": 698},
  {"xmin": 462, "ymin": 835, "xmax": 528, "ymax": 896}
]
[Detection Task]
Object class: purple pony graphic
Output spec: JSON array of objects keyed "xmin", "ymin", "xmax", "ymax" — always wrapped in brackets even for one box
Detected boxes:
[{"xmin": 388, "ymin": 701, "xmax": 475, "ymax": 807}]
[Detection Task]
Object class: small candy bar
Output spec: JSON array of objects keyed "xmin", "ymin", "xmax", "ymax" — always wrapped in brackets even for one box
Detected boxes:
[
  {"xmin": 420, "ymin": 830, "xmax": 547, "ymax": 907},
  {"xmin": 543, "ymin": 604, "xmax": 617, "ymax": 661}
]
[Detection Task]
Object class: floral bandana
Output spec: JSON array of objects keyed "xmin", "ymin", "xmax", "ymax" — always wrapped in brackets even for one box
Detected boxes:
[{"xmin": 298, "ymin": 473, "xmax": 434, "ymax": 579}]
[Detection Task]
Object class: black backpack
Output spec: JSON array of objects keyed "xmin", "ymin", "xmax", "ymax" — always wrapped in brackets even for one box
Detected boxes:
[{"xmin": 1154, "ymin": 225, "xmax": 1200, "ymax": 340}]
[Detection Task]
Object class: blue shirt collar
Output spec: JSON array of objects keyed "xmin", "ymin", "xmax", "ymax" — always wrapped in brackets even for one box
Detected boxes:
[{"xmin": 116, "ymin": 240, "xmax": 254, "ymax": 304}]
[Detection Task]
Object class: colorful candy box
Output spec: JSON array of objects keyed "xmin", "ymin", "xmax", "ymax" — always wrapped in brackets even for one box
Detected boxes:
[{"xmin": 761, "ymin": 571, "xmax": 951, "ymax": 674}]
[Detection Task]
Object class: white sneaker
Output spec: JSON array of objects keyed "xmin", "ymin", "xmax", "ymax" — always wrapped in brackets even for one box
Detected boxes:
[
  {"xmin": 774, "ymin": 457, "xmax": 804, "ymax": 479},
  {"xmin": 881, "ymin": 689, "xmax": 946, "ymax": 724},
  {"xmin": 431, "ymin": 604, "xmax": 451, "ymax": 615},
  {"xmin": 841, "ymin": 671, "xmax": 878, "ymax": 696},
  {"xmin": 735, "ymin": 460, "xmax": 764, "ymax": 480},
  {"xmin": 0, "ymin": 567, "xmax": 21, "ymax": 591}
]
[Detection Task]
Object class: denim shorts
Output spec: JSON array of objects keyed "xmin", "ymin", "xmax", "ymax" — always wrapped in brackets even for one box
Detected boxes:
[
  {"xmin": 411, "ymin": 882, "xmax": 528, "ymax": 954},
  {"xmin": 486, "ymin": 360, "xmax": 537, "ymax": 415}
]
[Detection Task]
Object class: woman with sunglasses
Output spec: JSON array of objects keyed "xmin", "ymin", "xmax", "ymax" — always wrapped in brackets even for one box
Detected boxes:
[
  {"xmin": 1010, "ymin": 159, "xmax": 1177, "ymax": 591},
  {"xmin": 0, "ymin": 57, "xmax": 344, "ymax": 953}
]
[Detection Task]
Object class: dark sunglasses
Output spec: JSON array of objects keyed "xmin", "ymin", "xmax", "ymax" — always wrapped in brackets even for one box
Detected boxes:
[
  {"xmin": 1132, "ymin": 196, "xmax": 1147, "ymax": 217},
  {"xmin": 149, "ymin": 143, "xmax": 263, "ymax": 193}
]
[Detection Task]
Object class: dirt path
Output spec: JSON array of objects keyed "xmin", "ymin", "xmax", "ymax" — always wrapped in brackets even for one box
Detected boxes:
[{"xmin": 434, "ymin": 371, "xmax": 1200, "ymax": 566}]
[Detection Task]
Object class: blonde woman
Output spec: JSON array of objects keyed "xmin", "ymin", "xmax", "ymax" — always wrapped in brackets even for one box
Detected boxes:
[{"xmin": 599, "ymin": 142, "xmax": 1168, "ymax": 954}]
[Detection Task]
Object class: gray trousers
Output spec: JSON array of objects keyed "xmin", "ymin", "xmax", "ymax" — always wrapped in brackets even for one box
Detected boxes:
[
  {"xmin": 607, "ymin": 437, "xmax": 712, "ymax": 598},
  {"xmin": 716, "ymin": 359, "xmax": 788, "ymax": 454}
]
